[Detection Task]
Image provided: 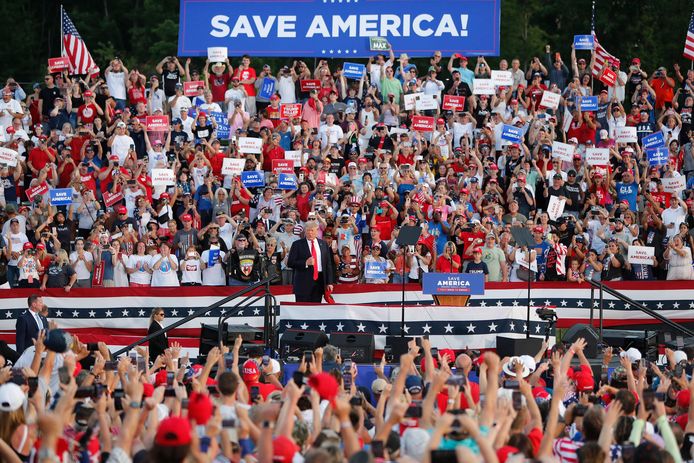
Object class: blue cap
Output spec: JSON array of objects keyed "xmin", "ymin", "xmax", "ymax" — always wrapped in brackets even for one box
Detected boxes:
[
  {"xmin": 405, "ymin": 375, "xmax": 423, "ymax": 394},
  {"xmin": 32, "ymin": 83, "xmax": 41, "ymax": 89},
  {"xmin": 172, "ymin": 118, "xmax": 182, "ymax": 124}
]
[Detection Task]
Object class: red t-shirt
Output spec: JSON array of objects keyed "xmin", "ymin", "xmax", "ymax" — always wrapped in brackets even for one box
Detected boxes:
[
  {"xmin": 80, "ymin": 173, "xmax": 97, "ymax": 194},
  {"xmin": 373, "ymin": 215, "xmax": 396, "ymax": 240},
  {"xmin": 458, "ymin": 230, "xmax": 485, "ymax": 260},
  {"xmin": 58, "ymin": 159, "xmax": 76, "ymax": 188},
  {"xmin": 231, "ymin": 185, "xmax": 251, "ymax": 217},
  {"xmin": 234, "ymin": 67, "xmax": 257, "ymax": 97},
  {"xmin": 69, "ymin": 135, "xmax": 90, "ymax": 160},
  {"xmin": 436, "ymin": 254, "xmax": 461, "ymax": 273},
  {"xmin": 137, "ymin": 174, "xmax": 153, "ymax": 201},
  {"xmin": 208, "ymin": 73, "xmax": 232, "ymax": 102},
  {"xmin": 28, "ymin": 147, "xmax": 54, "ymax": 172},
  {"xmin": 245, "ymin": 381, "xmax": 281, "ymax": 403},
  {"xmin": 209, "ymin": 152, "xmax": 226, "ymax": 177},
  {"xmin": 262, "ymin": 145, "xmax": 285, "ymax": 172},
  {"xmin": 128, "ymin": 85, "xmax": 147, "ymax": 106},
  {"xmin": 77, "ymin": 103, "xmax": 99, "ymax": 124}
]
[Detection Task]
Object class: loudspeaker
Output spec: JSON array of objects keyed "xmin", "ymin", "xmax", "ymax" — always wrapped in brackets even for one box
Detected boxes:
[
  {"xmin": 199, "ymin": 324, "xmax": 221, "ymax": 359},
  {"xmin": 601, "ymin": 329, "xmax": 653, "ymax": 352},
  {"xmin": 495, "ymin": 336, "xmax": 544, "ymax": 358},
  {"xmin": 281, "ymin": 330, "xmax": 328, "ymax": 358},
  {"xmin": 330, "ymin": 332, "xmax": 375, "ymax": 363},
  {"xmin": 562, "ymin": 324, "xmax": 600, "ymax": 358},
  {"xmin": 385, "ymin": 336, "xmax": 413, "ymax": 359},
  {"xmin": 198, "ymin": 323, "xmax": 264, "ymax": 360}
]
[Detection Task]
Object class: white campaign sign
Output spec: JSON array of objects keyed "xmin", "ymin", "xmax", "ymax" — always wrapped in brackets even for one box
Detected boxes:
[
  {"xmin": 0, "ymin": 147, "xmax": 19, "ymax": 167},
  {"xmin": 403, "ymin": 92, "xmax": 422, "ymax": 111},
  {"xmin": 415, "ymin": 93, "xmax": 438, "ymax": 110},
  {"xmin": 585, "ymin": 148, "xmax": 610, "ymax": 166},
  {"xmin": 237, "ymin": 137, "xmax": 263, "ymax": 154},
  {"xmin": 221, "ymin": 158, "xmax": 245, "ymax": 176},
  {"xmin": 551, "ymin": 141, "xmax": 574, "ymax": 161},
  {"xmin": 547, "ymin": 195, "xmax": 566, "ymax": 221},
  {"xmin": 207, "ymin": 47, "xmax": 228, "ymax": 62},
  {"xmin": 515, "ymin": 249, "xmax": 538, "ymax": 271},
  {"xmin": 562, "ymin": 107, "xmax": 573, "ymax": 133},
  {"xmin": 284, "ymin": 150, "xmax": 302, "ymax": 167},
  {"xmin": 491, "ymin": 70, "xmax": 513, "ymax": 86},
  {"xmin": 539, "ymin": 91, "xmax": 560, "ymax": 109},
  {"xmin": 615, "ymin": 126, "xmax": 637, "ymax": 144},
  {"xmin": 473, "ymin": 79, "xmax": 495, "ymax": 95},
  {"xmin": 151, "ymin": 169, "xmax": 175, "ymax": 186},
  {"xmin": 662, "ymin": 176, "xmax": 686, "ymax": 193},
  {"xmin": 628, "ymin": 246, "xmax": 655, "ymax": 265}
]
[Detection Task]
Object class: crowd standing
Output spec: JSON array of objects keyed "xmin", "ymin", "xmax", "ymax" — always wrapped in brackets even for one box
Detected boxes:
[{"xmin": 2, "ymin": 46, "xmax": 694, "ymax": 289}]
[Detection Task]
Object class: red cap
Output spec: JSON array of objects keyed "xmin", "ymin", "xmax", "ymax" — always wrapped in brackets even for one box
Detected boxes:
[
  {"xmin": 84, "ymin": 91, "xmax": 93, "ymax": 97},
  {"xmin": 155, "ymin": 417, "xmax": 192, "ymax": 447},
  {"xmin": 36, "ymin": 243, "xmax": 46, "ymax": 250},
  {"xmin": 508, "ymin": 143, "xmax": 520, "ymax": 149},
  {"xmin": 188, "ymin": 392, "xmax": 214, "ymax": 425},
  {"xmin": 532, "ymin": 387, "xmax": 551, "ymax": 401},
  {"xmin": 575, "ymin": 371, "xmax": 594, "ymax": 392},
  {"xmin": 242, "ymin": 359, "xmax": 260, "ymax": 383},
  {"xmin": 116, "ymin": 205, "xmax": 127, "ymax": 214},
  {"xmin": 358, "ymin": 157, "xmax": 368, "ymax": 163},
  {"xmin": 181, "ymin": 214, "xmax": 192, "ymax": 222},
  {"xmin": 198, "ymin": 111, "xmax": 207, "ymax": 118},
  {"xmin": 109, "ymin": 155, "xmax": 119, "ymax": 161},
  {"xmin": 489, "ymin": 164, "xmax": 499, "ymax": 171},
  {"xmin": 308, "ymin": 372, "xmax": 339, "ymax": 402},
  {"xmin": 270, "ymin": 94, "xmax": 280, "ymax": 101},
  {"xmin": 461, "ymin": 188, "xmax": 469, "ymax": 194},
  {"xmin": 497, "ymin": 446, "xmax": 520, "ymax": 463},
  {"xmin": 533, "ymin": 226, "xmax": 544, "ymax": 233},
  {"xmin": 510, "ymin": 99, "xmax": 518, "ymax": 104},
  {"xmin": 5, "ymin": 126, "xmax": 15, "ymax": 134},
  {"xmin": 632, "ymin": 58, "xmax": 641, "ymax": 65},
  {"xmin": 436, "ymin": 118, "xmax": 445, "ymax": 125},
  {"xmin": 678, "ymin": 389, "xmax": 691, "ymax": 409},
  {"xmin": 573, "ymin": 153, "xmax": 582, "ymax": 160},
  {"xmin": 160, "ymin": 192, "xmax": 170, "ymax": 199},
  {"xmin": 154, "ymin": 369, "xmax": 168, "ymax": 387},
  {"xmin": 18, "ymin": 205, "xmax": 29, "ymax": 212},
  {"xmin": 473, "ymin": 247, "xmax": 483, "ymax": 254},
  {"xmin": 23, "ymin": 242, "xmax": 34, "ymax": 250},
  {"xmin": 273, "ymin": 435, "xmax": 300, "ymax": 462}
]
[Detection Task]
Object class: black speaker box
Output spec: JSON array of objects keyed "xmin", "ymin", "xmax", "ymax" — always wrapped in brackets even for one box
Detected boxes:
[
  {"xmin": 385, "ymin": 336, "xmax": 413, "ymax": 359},
  {"xmin": 562, "ymin": 324, "xmax": 600, "ymax": 358},
  {"xmin": 495, "ymin": 336, "xmax": 545, "ymax": 358},
  {"xmin": 281, "ymin": 330, "xmax": 327, "ymax": 358},
  {"xmin": 330, "ymin": 332, "xmax": 375, "ymax": 363}
]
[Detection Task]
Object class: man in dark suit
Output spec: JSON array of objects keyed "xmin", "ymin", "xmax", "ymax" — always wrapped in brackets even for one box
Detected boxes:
[
  {"xmin": 287, "ymin": 221, "xmax": 335, "ymax": 302},
  {"xmin": 16, "ymin": 294, "xmax": 49, "ymax": 354}
]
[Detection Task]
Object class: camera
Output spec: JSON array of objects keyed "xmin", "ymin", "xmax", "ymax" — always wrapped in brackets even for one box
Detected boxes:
[
  {"xmin": 75, "ymin": 384, "xmax": 106, "ymax": 399},
  {"xmin": 535, "ymin": 308, "xmax": 557, "ymax": 321}
]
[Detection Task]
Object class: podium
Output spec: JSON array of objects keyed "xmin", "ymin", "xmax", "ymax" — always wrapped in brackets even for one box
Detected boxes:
[{"xmin": 433, "ymin": 295, "xmax": 470, "ymax": 306}]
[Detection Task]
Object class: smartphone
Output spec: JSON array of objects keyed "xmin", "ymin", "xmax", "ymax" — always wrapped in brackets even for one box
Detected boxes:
[
  {"xmin": 181, "ymin": 398, "xmax": 189, "ymax": 409},
  {"xmin": 304, "ymin": 350, "xmax": 313, "ymax": 363},
  {"xmin": 113, "ymin": 389, "xmax": 124, "ymax": 411},
  {"xmin": 574, "ymin": 404, "xmax": 588, "ymax": 417},
  {"xmin": 621, "ymin": 442, "xmax": 635, "ymax": 463},
  {"xmin": 349, "ymin": 396, "xmax": 363, "ymax": 406},
  {"xmin": 512, "ymin": 391, "xmax": 522, "ymax": 411},
  {"xmin": 503, "ymin": 380, "xmax": 519, "ymax": 390},
  {"xmin": 222, "ymin": 419, "xmax": 236, "ymax": 428},
  {"xmin": 371, "ymin": 440, "xmax": 384, "ymax": 458},
  {"xmin": 384, "ymin": 346, "xmax": 394, "ymax": 363},
  {"xmin": 430, "ymin": 347, "xmax": 439, "ymax": 358},
  {"xmin": 655, "ymin": 391, "xmax": 667, "ymax": 402},
  {"xmin": 262, "ymin": 355, "xmax": 270, "ymax": 366},
  {"xmin": 136, "ymin": 357, "xmax": 146, "ymax": 372},
  {"xmin": 164, "ymin": 387, "xmax": 177, "ymax": 398},
  {"xmin": 405, "ymin": 401, "xmax": 423, "ymax": 418},
  {"xmin": 250, "ymin": 386, "xmax": 260, "ymax": 401},
  {"xmin": 600, "ymin": 372, "xmax": 608, "ymax": 384},
  {"xmin": 446, "ymin": 375, "xmax": 467, "ymax": 387},
  {"xmin": 292, "ymin": 370, "xmax": 304, "ymax": 388},
  {"xmin": 224, "ymin": 353, "xmax": 234, "ymax": 370},
  {"xmin": 200, "ymin": 436, "xmax": 211, "ymax": 453},
  {"xmin": 58, "ymin": 366, "xmax": 71, "ymax": 385},
  {"xmin": 643, "ymin": 390, "xmax": 655, "ymax": 411},
  {"xmin": 640, "ymin": 358, "xmax": 651, "ymax": 370},
  {"xmin": 104, "ymin": 360, "xmax": 118, "ymax": 371},
  {"xmin": 343, "ymin": 370, "xmax": 352, "ymax": 390},
  {"xmin": 87, "ymin": 343, "xmax": 99, "ymax": 352},
  {"xmin": 429, "ymin": 450, "xmax": 457, "ymax": 463},
  {"xmin": 27, "ymin": 377, "xmax": 39, "ymax": 396},
  {"xmin": 166, "ymin": 372, "xmax": 174, "ymax": 387},
  {"xmin": 129, "ymin": 352, "xmax": 137, "ymax": 365}
]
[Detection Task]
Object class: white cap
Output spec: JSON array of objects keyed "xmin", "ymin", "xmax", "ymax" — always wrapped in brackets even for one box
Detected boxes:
[
  {"xmin": 502, "ymin": 356, "xmax": 530, "ymax": 378},
  {"xmin": 620, "ymin": 347, "xmax": 642, "ymax": 363},
  {"xmin": 0, "ymin": 383, "xmax": 24, "ymax": 412},
  {"xmin": 599, "ymin": 129, "xmax": 609, "ymax": 139},
  {"xmin": 269, "ymin": 358, "xmax": 281, "ymax": 375},
  {"xmin": 519, "ymin": 355, "xmax": 537, "ymax": 373},
  {"xmin": 674, "ymin": 350, "xmax": 688, "ymax": 364}
]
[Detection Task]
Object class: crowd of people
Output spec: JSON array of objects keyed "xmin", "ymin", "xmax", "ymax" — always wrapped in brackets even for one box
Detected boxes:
[
  {"xmin": 2, "ymin": 292, "xmax": 694, "ymax": 463},
  {"xmin": 2, "ymin": 45, "xmax": 694, "ymax": 289}
]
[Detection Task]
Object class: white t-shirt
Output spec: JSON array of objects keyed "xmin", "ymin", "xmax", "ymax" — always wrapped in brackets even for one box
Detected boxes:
[
  {"xmin": 147, "ymin": 88, "xmax": 166, "ymax": 113},
  {"xmin": 111, "ymin": 134, "xmax": 135, "ymax": 164},
  {"xmin": 2, "ymin": 215, "xmax": 27, "ymax": 236},
  {"xmin": 168, "ymin": 96, "xmax": 192, "ymax": 120},
  {"xmin": 180, "ymin": 256, "xmax": 202, "ymax": 284},
  {"xmin": 318, "ymin": 124, "xmax": 344, "ymax": 146},
  {"xmin": 0, "ymin": 98, "xmax": 22, "ymax": 128},
  {"xmin": 662, "ymin": 205, "xmax": 686, "ymax": 238},
  {"xmin": 151, "ymin": 254, "xmax": 180, "ymax": 287},
  {"xmin": 127, "ymin": 254, "xmax": 152, "ymax": 285},
  {"xmin": 201, "ymin": 249, "xmax": 227, "ymax": 286},
  {"xmin": 5, "ymin": 232, "xmax": 28, "ymax": 265},
  {"xmin": 180, "ymin": 116, "xmax": 194, "ymax": 139},
  {"xmin": 70, "ymin": 250, "xmax": 94, "ymax": 280},
  {"xmin": 106, "ymin": 71, "xmax": 127, "ymax": 100},
  {"xmin": 219, "ymin": 223, "xmax": 235, "ymax": 249},
  {"xmin": 277, "ymin": 75, "xmax": 296, "ymax": 104}
]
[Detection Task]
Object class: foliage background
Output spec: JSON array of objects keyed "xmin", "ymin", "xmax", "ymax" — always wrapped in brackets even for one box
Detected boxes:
[{"xmin": 1, "ymin": 0, "xmax": 692, "ymax": 83}]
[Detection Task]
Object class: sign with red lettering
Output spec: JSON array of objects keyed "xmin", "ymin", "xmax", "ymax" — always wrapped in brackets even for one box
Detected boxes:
[
  {"xmin": 442, "ymin": 95, "xmax": 466, "ymax": 111},
  {"xmin": 47, "ymin": 57, "xmax": 69, "ymax": 73},
  {"xmin": 280, "ymin": 103, "xmax": 302, "ymax": 119},
  {"xmin": 183, "ymin": 80, "xmax": 205, "ymax": 97},
  {"xmin": 600, "ymin": 68, "xmax": 617, "ymax": 87},
  {"xmin": 146, "ymin": 115, "xmax": 170, "ymax": 131},
  {"xmin": 411, "ymin": 116, "xmax": 435, "ymax": 132},
  {"xmin": 272, "ymin": 159, "xmax": 295, "ymax": 174},
  {"xmin": 103, "ymin": 190, "xmax": 124, "ymax": 207},
  {"xmin": 300, "ymin": 80, "xmax": 321, "ymax": 92},
  {"xmin": 26, "ymin": 183, "xmax": 49, "ymax": 202}
]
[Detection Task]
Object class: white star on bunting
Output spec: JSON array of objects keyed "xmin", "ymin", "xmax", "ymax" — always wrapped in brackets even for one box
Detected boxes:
[
  {"xmin": 444, "ymin": 324, "xmax": 454, "ymax": 333},
  {"xmin": 357, "ymin": 323, "xmax": 366, "ymax": 332},
  {"xmin": 378, "ymin": 324, "xmax": 388, "ymax": 333},
  {"xmin": 488, "ymin": 322, "xmax": 497, "ymax": 332},
  {"xmin": 422, "ymin": 324, "xmax": 431, "ymax": 333},
  {"xmin": 336, "ymin": 322, "xmax": 344, "ymax": 331},
  {"xmin": 466, "ymin": 323, "xmax": 476, "ymax": 333}
]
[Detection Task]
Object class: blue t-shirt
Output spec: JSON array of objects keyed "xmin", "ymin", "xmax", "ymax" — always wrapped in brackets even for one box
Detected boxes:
[
  {"xmin": 427, "ymin": 220, "xmax": 449, "ymax": 255},
  {"xmin": 101, "ymin": 250, "xmax": 114, "ymax": 281},
  {"xmin": 616, "ymin": 181, "xmax": 638, "ymax": 210}
]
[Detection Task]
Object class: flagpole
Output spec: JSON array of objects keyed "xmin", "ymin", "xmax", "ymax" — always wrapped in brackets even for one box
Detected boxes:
[
  {"xmin": 60, "ymin": 5, "xmax": 64, "ymax": 57},
  {"xmin": 590, "ymin": 0, "xmax": 596, "ymax": 94}
]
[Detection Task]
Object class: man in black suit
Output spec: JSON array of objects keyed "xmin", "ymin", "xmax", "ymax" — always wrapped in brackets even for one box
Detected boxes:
[
  {"xmin": 16, "ymin": 294, "xmax": 49, "ymax": 354},
  {"xmin": 287, "ymin": 221, "xmax": 335, "ymax": 302}
]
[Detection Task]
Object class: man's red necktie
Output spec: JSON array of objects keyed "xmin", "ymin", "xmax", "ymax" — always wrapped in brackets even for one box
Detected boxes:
[{"xmin": 310, "ymin": 240, "xmax": 319, "ymax": 281}]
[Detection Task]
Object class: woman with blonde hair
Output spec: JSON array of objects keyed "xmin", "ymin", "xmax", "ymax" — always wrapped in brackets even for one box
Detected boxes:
[
  {"xmin": 111, "ymin": 239, "xmax": 130, "ymax": 287},
  {"xmin": 665, "ymin": 235, "xmax": 694, "ymax": 280},
  {"xmin": 41, "ymin": 249, "xmax": 77, "ymax": 291},
  {"xmin": 148, "ymin": 307, "xmax": 169, "ymax": 360}
]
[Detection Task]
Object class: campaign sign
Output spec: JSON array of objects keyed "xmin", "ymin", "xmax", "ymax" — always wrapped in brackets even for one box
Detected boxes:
[
  {"xmin": 342, "ymin": 62, "xmax": 366, "ymax": 79},
  {"xmin": 278, "ymin": 173, "xmax": 298, "ymax": 190},
  {"xmin": 178, "ymin": 0, "xmax": 501, "ymax": 57},
  {"xmin": 146, "ymin": 115, "xmax": 170, "ymax": 131},
  {"xmin": 403, "ymin": 92, "xmax": 422, "ymax": 111},
  {"xmin": 237, "ymin": 136, "xmax": 263, "ymax": 154},
  {"xmin": 491, "ymin": 70, "xmax": 513, "ymax": 86},
  {"xmin": 628, "ymin": 246, "xmax": 655, "ymax": 265},
  {"xmin": 300, "ymin": 80, "xmax": 321, "ymax": 92},
  {"xmin": 241, "ymin": 171, "xmax": 265, "ymax": 188},
  {"xmin": 662, "ymin": 176, "xmax": 686, "ymax": 193},
  {"xmin": 258, "ymin": 77, "xmax": 276, "ymax": 99},
  {"xmin": 442, "ymin": 95, "xmax": 466, "ymax": 111},
  {"xmin": 103, "ymin": 191, "xmax": 124, "ymax": 207},
  {"xmin": 210, "ymin": 111, "xmax": 229, "ymax": 139},
  {"xmin": 152, "ymin": 169, "xmax": 175, "ymax": 186},
  {"xmin": 280, "ymin": 103, "xmax": 302, "ymax": 119},
  {"xmin": 615, "ymin": 126, "xmax": 637, "ymax": 144},
  {"xmin": 48, "ymin": 57, "xmax": 70, "ymax": 73},
  {"xmin": 284, "ymin": 150, "xmax": 302, "ymax": 167},
  {"xmin": 415, "ymin": 94, "xmax": 438, "ymax": 111},
  {"xmin": 473, "ymin": 79, "xmax": 495, "ymax": 95},
  {"xmin": 364, "ymin": 261, "xmax": 387, "ymax": 279},
  {"xmin": 208, "ymin": 248, "xmax": 221, "ymax": 267},
  {"xmin": 183, "ymin": 80, "xmax": 205, "ymax": 96},
  {"xmin": 539, "ymin": 91, "xmax": 560, "ymax": 109},
  {"xmin": 221, "ymin": 158, "xmax": 245, "ymax": 176},
  {"xmin": 411, "ymin": 115, "xmax": 435, "ymax": 132},
  {"xmin": 573, "ymin": 35, "xmax": 594, "ymax": 50},
  {"xmin": 207, "ymin": 46, "xmax": 228, "ymax": 62},
  {"xmin": 600, "ymin": 68, "xmax": 617, "ymax": 87},
  {"xmin": 272, "ymin": 159, "xmax": 295, "ymax": 174},
  {"xmin": 422, "ymin": 272, "xmax": 485, "ymax": 295},
  {"xmin": 547, "ymin": 195, "xmax": 566, "ymax": 221},
  {"xmin": 369, "ymin": 36, "xmax": 389, "ymax": 51},
  {"xmin": 585, "ymin": 148, "xmax": 610, "ymax": 166},
  {"xmin": 579, "ymin": 96, "xmax": 598, "ymax": 112},
  {"xmin": 551, "ymin": 141, "xmax": 574, "ymax": 161},
  {"xmin": 0, "ymin": 147, "xmax": 18, "ymax": 166},
  {"xmin": 500, "ymin": 124, "xmax": 522, "ymax": 143},
  {"xmin": 49, "ymin": 188, "xmax": 73, "ymax": 206},
  {"xmin": 642, "ymin": 131, "xmax": 665, "ymax": 149},
  {"xmin": 26, "ymin": 183, "xmax": 49, "ymax": 202},
  {"xmin": 646, "ymin": 147, "xmax": 669, "ymax": 166}
]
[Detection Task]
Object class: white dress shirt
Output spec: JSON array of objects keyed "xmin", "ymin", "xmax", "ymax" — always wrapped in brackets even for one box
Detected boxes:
[{"xmin": 308, "ymin": 238, "xmax": 322, "ymax": 272}]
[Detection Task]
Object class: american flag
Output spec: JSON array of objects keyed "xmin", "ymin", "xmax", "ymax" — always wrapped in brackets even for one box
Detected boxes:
[
  {"xmin": 684, "ymin": 9, "xmax": 694, "ymax": 61},
  {"xmin": 61, "ymin": 7, "xmax": 98, "ymax": 75},
  {"xmin": 591, "ymin": 32, "xmax": 620, "ymax": 77}
]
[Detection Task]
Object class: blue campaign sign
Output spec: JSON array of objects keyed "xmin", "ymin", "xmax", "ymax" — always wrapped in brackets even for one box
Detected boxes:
[
  {"xmin": 422, "ymin": 273, "xmax": 485, "ymax": 295},
  {"xmin": 501, "ymin": 124, "xmax": 522, "ymax": 143},
  {"xmin": 646, "ymin": 148, "xmax": 669, "ymax": 166},
  {"xmin": 241, "ymin": 171, "xmax": 265, "ymax": 188},
  {"xmin": 258, "ymin": 77, "xmax": 275, "ymax": 99},
  {"xmin": 208, "ymin": 248, "xmax": 220, "ymax": 267},
  {"xmin": 642, "ymin": 131, "xmax": 665, "ymax": 150},
  {"xmin": 580, "ymin": 96, "xmax": 598, "ymax": 112},
  {"xmin": 278, "ymin": 173, "xmax": 298, "ymax": 190},
  {"xmin": 49, "ymin": 188, "xmax": 73, "ymax": 206},
  {"xmin": 364, "ymin": 261, "xmax": 387, "ymax": 279},
  {"xmin": 178, "ymin": 0, "xmax": 501, "ymax": 57},
  {"xmin": 573, "ymin": 35, "xmax": 594, "ymax": 50},
  {"xmin": 342, "ymin": 62, "xmax": 365, "ymax": 79},
  {"xmin": 210, "ymin": 111, "xmax": 229, "ymax": 139}
]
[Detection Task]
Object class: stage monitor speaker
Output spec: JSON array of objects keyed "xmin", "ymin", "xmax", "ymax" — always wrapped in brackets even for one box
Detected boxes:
[
  {"xmin": 385, "ymin": 336, "xmax": 413, "ymax": 360},
  {"xmin": 601, "ymin": 329, "xmax": 651, "ymax": 352},
  {"xmin": 562, "ymin": 324, "xmax": 600, "ymax": 358},
  {"xmin": 330, "ymin": 332, "xmax": 375, "ymax": 363},
  {"xmin": 199, "ymin": 324, "xmax": 221, "ymax": 359},
  {"xmin": 281, "ymin": 330, "xmax": 327, "ymax": 359},
  {"xmin": 495, "ymin": 336, "xmax": 544, "ymax": 359}
]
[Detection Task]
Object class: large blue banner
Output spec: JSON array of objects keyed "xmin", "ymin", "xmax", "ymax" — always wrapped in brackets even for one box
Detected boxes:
[
  {"xmin": 178, "ymin": 0, "xmax": 501, "ymax": 57},
  {"xmin": 422, "ymin": 273, "xmax": 485, "ymax": 295}
]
